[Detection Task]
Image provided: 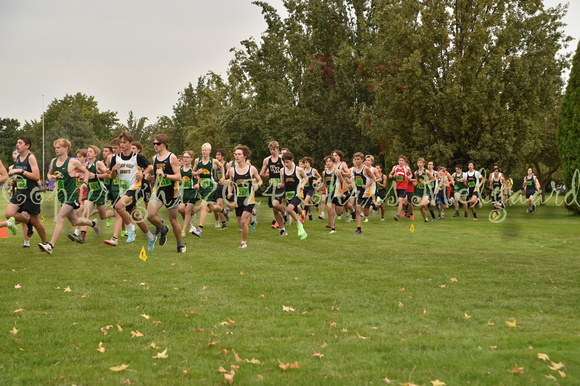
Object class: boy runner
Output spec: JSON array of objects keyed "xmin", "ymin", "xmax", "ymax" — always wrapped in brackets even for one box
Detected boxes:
[
  {"xmin": 351, "ymin": 152, "xmax": 375, "ymax": 234},
  {"xmin": 277, "ymin": 151, "xmax": 308, "ymax": 239},
  {"xmin": 104, "ymin": 132, "xmax": 156, "ymax": 247},
  {"xmin": 301, "ymin": 157, "xmax": 321, "ymax": 221},
  {"xmin": 374, "ymin": 164, "xmax": 387, "ymax": 221},
  {"xmin": 132, "ymin": 141, "xmax": 152, "ymax": 210},
  {"xmin": 39, "ymin": 139, "xmax": 100, "ymax": 254},
  {"xmin": 260, "ymin": 141, "xmax": 286, "ymax": 229},
  {"xmin": 489, "ymin": 165, "xmax": 506, "ymax": 218},
  {"xmin": 213, "ymin": 149, "xmax": 230, "ymax": 229},
  {"xmin": 465, "ymin": 161, "xmax": 484, "ymax": 220},
  {"xmin": 319, "ymin": 155, "xmax": 345, "ymax": 233},
  {"xmin": 146, "ymin": 134, "xmax": 185, "ymax": 252},
  {"xmin": 226, "ymin": 145, "xmax": 263, "ymax": 248},
  {"xmin": 178, "ymin": 151, "xmax": 201, "ymax": 236},
  {"xmin": 416, "ymin": 158, "xmax": 436, "ymax": 223},
  {"xmin": 523, "ymin": 167, "xmax": 541, "ymax": 213},
  {"xmin": 389, "ymin": 155, "xmax": 411, "ymax": 221},
  {"xmin": 451, "ymin": 164, "xmax": 468, "ymax": 217}
]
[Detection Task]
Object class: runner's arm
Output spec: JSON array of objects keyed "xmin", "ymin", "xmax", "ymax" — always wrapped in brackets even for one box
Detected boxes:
[
  {"xmin": 251, "ymin": 166, "xmax": 263, "ymax": 188},
  {"xmin": 260, "ymin": 157, "xmax": 269, "ymax": 177},
  {"xmin": 0, "ymin": 160, "xmax": 7, "ymax": 184}
]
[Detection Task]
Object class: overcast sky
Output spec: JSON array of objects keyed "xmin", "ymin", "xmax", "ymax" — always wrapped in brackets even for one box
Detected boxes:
[{"xmin": 0, "ymin": 0, "xmax": 577, "ymax": 126}]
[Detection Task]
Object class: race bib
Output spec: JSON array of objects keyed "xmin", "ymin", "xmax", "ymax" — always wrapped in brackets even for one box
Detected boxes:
[
  {"xmin": 103, "ymin": 178, "xmax": 111, "ymax": 184},
  {"xmin": 270, "ymin": 178, "xmax": 280, "ymax": 186},
  {"xmin": 286, "ymin": 191, "xmax": 295, "ymax": 200},
  {"xmin": 355, "ymin": 177, "xmax": 364, "ymax": 187},
  {"xmin": 89, "ymin": 181, "xmax": 100, "ymax": 191},
  {"xmin": 396, "ymin": 176, "xmax": 403, "ymax": 182},
  {"xmin": 120, "ymin": 180, "xmax": 131, "ymax": 190},
  {"xmin": 469, "ymin": 181, "xmax": 476, "ymax": 187},
  {"xmin": 159, "ymin": 177, "xmax": 172, "ymax": 187},
  {"xmin": 237, "ymin": 185, "xmax": 250, "ymax": 197},
  {"xmin": 200, "ymin": 179, "xmax": 212, "ymax": 188},
  {"xmin": 57, "ymin": 180, "xmax": 65, "ymax": 190},
  {"xmin": 526, "ymin": 180, "xmax": 532, "ymax": 186}
]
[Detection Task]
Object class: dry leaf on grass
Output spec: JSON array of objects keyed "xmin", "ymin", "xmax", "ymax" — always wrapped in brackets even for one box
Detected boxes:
[
  {"xmin": 512, "ymin": 364, "xmax": 523, "ymax": 374},
  {"xmin": 487, "ymin": 321, "xmax": 495, "ymax": 326},
  {"xmin": 220, "ymin": 349, "xmax": 228, "ymax": 354},
  {"xmin": 278, "ymin": 360, "xmax": 289, "ymax": 370},
  {"xmin": 246, "ymin": 358, "xmax": 262, "ymax": 365},
  {"xmin": 64, "ymin": 286, "xmax": 72, "ymax": 292},
  {"xmin": 312, "ymin": 349, "xmax": 324, "ymax": 359},
  {"xmin": 356, "ymin": 331, "xmax": 369, "ymax": 340},
  {"xmin": 14, "ymin": 284, "xmax": 22, "ymax": 289},
  {"xmin": 97, "ymin": 342, "xmax": 105, "ymax": 353},
  {"xmin": 537, "ymin": 353, "xmax": 550, "ymax": 361},
  {"xmin": 220, "ymin": 319, "xmax": 235, "ymax": 326},
  {"xmin": 9, "ymin": 327, "xmax": 19, "ymax": 335},
  {"xmin": 290, "ymin": 361, "xmax": 301, "ymax": 369},
  {"xmin": 100, "ymin": 325, "xmax": 113, "ymax": 334},
  {"xmin": 282, "ymin": 305, "xmax": 295, "ymax": 312},
  {"xmin": 110, "ymin": 364, "xmax": 129, "ymax": 372},
  {"xmin": 141, "ymin": 314, "xmax": 150, "ymax": 320},
  {"xmin": 152, "ymin": 348, "xmax": 168, "ymax": 359},
  {"xmin": 464, "ymin": 313, "xmax": 471, "ymax": 319},
  {"xmin": 431, "ymin": 381, "xmax": 446, "ymax": 386},
  {"xmin": 233, "ymin": 349, "xmax": 242, "ymax": 362},
  {"xmin": 505, "ymin": 319, "xmax": 517, "ymax": 328},
  {"xmin": 549, "ymin": 361, "xmax": 564, "ymax": 371},
  {"xmin": 131, "ymin": 331, "xmax": 144, "ymax": 338},
  {"xmin": 13, "ymin": 308, "xmax": 24, "ymax": 313},
  {"xmin": 208, "ymin": 340, "xmax": 219, "ymax": 347},
  {"xmin": 545, "ymin": 374, "xmax": 557, "ymax": 380}
]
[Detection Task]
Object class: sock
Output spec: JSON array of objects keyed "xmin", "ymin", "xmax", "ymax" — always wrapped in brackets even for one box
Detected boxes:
[
  {"xmin": 222, "ymin": 221, "xmax": 226, "ymax": 226},
  {"xmin": 74, "ymin": 229, "xmax": 80, "ymax": 235},
  {"xmin": 199, "ymin": 225, "xmax": 204, "ymax": 230},
  {"xmin": 331, "ymin": 227, "xmax": 335, "ymax": 231},
  {"xmin": 145, "ymin": 231, "xmax": 154, "ymax": 241},
  {"xmin": 24, "ymin": 240, "xmax": 30, "ymax": 247},
  {"xmin": 357, "ymin": 227, "xmax": 361, "ymax": 231},
  {"xmin": 81, "ymin": 231, "xmax": 87, "ymax": 238},
  {"xmin": 473, "ymin": 212, "xmax": 477, "ymax": 218},
  {"xmin": 92, "ymin": 220, "xmax": 97, "ymax": 228},
  {"xmin": 430, "ymin": 209, "xmax": 436, "ymax": 219},
  {"xmin": 177, "ymin": 240, "xmax": 184, "ymax": 247},
  {"xmin": 127, "ymin": 224, "xmax": 135, "ymax": 232},
  {"xmin": 111, "ymin": 237, "xmax": 117, "ymax": 242}
]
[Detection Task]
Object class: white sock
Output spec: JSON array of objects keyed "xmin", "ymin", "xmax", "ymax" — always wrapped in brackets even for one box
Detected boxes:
[
  {"xmin": 74, "ymin": 229, "xmax": 80, "ymax": 235},
  {"xmin": 24, "ymin": 240, "xmax": 30, "ymax": 246},
  {"xmin": 127, "ymin": 224, "xmax": 135, "ymax": 232}
]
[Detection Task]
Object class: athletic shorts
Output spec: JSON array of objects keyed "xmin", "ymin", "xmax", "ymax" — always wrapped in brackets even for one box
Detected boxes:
[
  {"xmin": 118, "ymin": 190, "xmax": 138, "ymax": 212},
  {"xmin": 287, "ymin": 195, "xmax": 303, "ymax": 208},
  {"xmin": 214, "ymin": 183, "xmax": 225, "ymax": 200},
  {"xmin": 10, "ymin": 189, "xmax": 42, "ymax": 216},
  {"xmin": 235, "ymin": 204, "xmax": 255, "ymax": 218},
  {"xmin": 396, "ymin": 189, "xmax": 407, "ymax": 198},
  {"xmin": 303, "ymin": 187, "xmax": 315, "ymax": 198},
  {"xmin": 87, "ymin": 189, "xmax": 108, "ymax": 207},
  {"xmin": 152, "ymin": 187, "xmax": 180, "ymax": 210},
  {"xmin": 376, "ymin": 190, "xmax": 387, "ymax": 201},
  {"xmin": 467, "ymin": 191, "xmax": 479, "ymax": 200},
  {"xmin": 331, "ymin": 196, "xmax": 343, "ymax": 207},
  {"xmin": 137, "ymin": 182, "xmax": 152, "ymax": 202},
  {"xmin": 267, "ymin": 187, "xmax": 285, "ymax": 207},
  {"xmin": 406, "ymin": 191, "xmax": 414, "ymax": 202}
]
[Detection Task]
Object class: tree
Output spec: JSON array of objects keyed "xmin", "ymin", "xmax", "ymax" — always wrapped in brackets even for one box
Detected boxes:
[
  {"xmin": 0, "ymin": 117, "xmax": 21, "ymax": 165},
  {"xmin": 365, "ymin": 0, "xmax": 570, "ymax": 174},
  {"xmin": 557, "ymin": 40, "xmax": 580, "ymax": 213}
]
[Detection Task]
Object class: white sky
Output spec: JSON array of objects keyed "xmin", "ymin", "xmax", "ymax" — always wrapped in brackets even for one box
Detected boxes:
[{"xmin": 0, "ymin": 0, "xmax": 577, "ymax": 126}]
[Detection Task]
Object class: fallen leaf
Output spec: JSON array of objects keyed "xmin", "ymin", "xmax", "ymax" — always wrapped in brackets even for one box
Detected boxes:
[
  {"xmin": 233, "ymin": 349, "xmax": 242, "ymax": 362},
  {"xmin": 202, "ymin": 286, "xmax": 207, "ymax": 290},
  {"xmin": 9, "ymin": 327, "xmax": 19, "ymax": 335},
  {"xmin": 558, "ymin": 370, "xmax": 566, "ymax": 378},
  {"xmin": 505, "ymin": 319, "xmax": 517, "ymax": 328},
  {"xmin": 398, "ymin": 288, "xmax": 406, "ymax": 292},
  {"xmin": 512, "ymin": 364, "xmax": 523, "ymax": 374},
  {"xmin": 110, "ymin": 364, "xmax": 129, "ymax": 372},
  {"xmin": 312, "ymin": 349, "xmax": 324, "ymax": 359},
  {"xmin": 330, "ymin": 322, "xmax": 337, "ymax": 327},
  {"xmin": 131, "ymin": 331, "xmax": 144, "ymax": 338},
  {"xmin": 14, "ymin": 284, "xmax": 22, "ymax": 289},
  {"xmin": 246, "ymin": 357, "xmax": 262, "ymax": 365},
  {"xmin": 399, "ymin": 383, "xmax": 418, "ymax": 386},
  {"xmin": 464, "ymin": 313, "xmax": 471, "ymax": 319},
  {"xmin": 431, "ymin": 381, "xmax": 446, "ymax": 386},
  {"xmin": 398, "ymin": 302, "xmax": 404, "ymax": 307},
  {"xmin": 282, "ymin": 305, "xmax": 295, "ymax": 312},
  {"xmin": 290, "ymin": 361, "xmax": 301, "ymax": 369},
  {"xmin": 152, "ymin": 348, "xmax": 168, "ymax": 359},
  {"xmin": 279, "ymin": 360, "xmax": 290, "ymax": 370},
  {"xmin": 331, "ymin": 306, "xmax": 339, "ymax": 311},
  {"xmin": 356, "ymin": 331, "xmax": 369, "ymax": 340},
  {"xmin": 97, "ymin": 342, "xmax": 105, "ymax": 353},
  {"xmin": 342, "ymin": 327, "xmax": 348, "ymax": 332},
  {"xmin": 545, "ymin": 374, "xmax": 557, "ymax": 380},
  {"xmin": 208, "ymin": 340, "xmax": 219, "ymax": 347},
  {"xmin": 383, "ymin": 376, "xmax": 393, "ymax": 383},
  {"xmin": 81, "ymin": 293, "xmax": 87, "ymax": 298},
  {"xmin": 450, "ymin": 278, "xmax": 458, "ymax": 282},
  {"xmin": 420, "ymin": 309, "xmax": 427, "ymax": 317},
  {"xmin": 240, "ymin": 271, "xmax": 244, "ymax": 275},
  {"xmin": 141, "ymin": 314, "xmax": 150, "ymax": 320},
  {"xmin": 537, "ymin": 353, "xmax": 550, "ymax": 361},
  {"xmin": 122, "ymin": 380, "xmax": 132, "ymax": 385},
  {"xmin": 490, "ymin": 346, "xmax": 498, "ymax": 351},
  {"xmin": 64, "ymin": 286, "xmax": 72, "ymax": 292},
  {"xmin": 183, "ymin": 369, "xmax": 190, "ymax": 375},
  {"xmin": 100, "ymin": 325, "xmax": 113, "ymax": 334},
  {"xmin": 439, "ymin": 285, "xmax": 446, "ymax": 288},
  {"xmin": 220, "ymin": 349, "xmax": 228, "ymax": 354},
  {"xmin": 224, "ymin": 372, "xmax": 235, "ymax": 384},
  {"xmin": 549, "ymin": 361, "xmax": 564, "ymax": 371},
  {"xmin": 259, "ymin": 294, "xmax": 265, "ymax": 298},
  {"xmin": 257, "ymin": 374, "xmax": 264, "ymax": 380},
  {"xmin": 13, "ymin": 308, "xmax": 24, "ymax": 313},
  {"xmin": 117, "ymin": 324, "xmax": 123, "ymax": 332},
  {"xmin": 150, "ymin": 342, "xmax": 161, "ymax": 349},
  {"xmin": 220, "ymin": 319, "xmax": 235, "ymax": 326},
  {"xmin": 231, "ymin": 365, "xmax": 239, "ymax": 371},
  {"xmin": 218, "ymin": 366, "xmax": 227, "ymax": 373},
  {"xmin": 526, "ymin": 345, "xmax": 533, "ymax": 350},
  {"xmin": 321, "ymin": 342, "xmax": 328, "ymax": 348},
  {"xmin": 487, "ymin": 321, "xmax": 495, "ymax": 326}
]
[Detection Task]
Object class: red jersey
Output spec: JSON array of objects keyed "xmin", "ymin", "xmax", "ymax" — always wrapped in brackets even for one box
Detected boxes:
[
  {"xmin": 394, "ymin": 166, "xmax": 407, "ymax": 190},
  {"xmin": 407, "ymin": 169, "xmax": 415, "ymax": 192}
]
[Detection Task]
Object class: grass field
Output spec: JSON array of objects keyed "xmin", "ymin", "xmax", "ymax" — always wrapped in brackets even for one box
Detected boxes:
[{"xmin": 1, "ymin": 192, "xmax": 578, "ymax": 385}]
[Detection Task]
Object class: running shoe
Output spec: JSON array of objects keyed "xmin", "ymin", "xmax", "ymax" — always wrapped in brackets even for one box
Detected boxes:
[
  {"xmin": 250, "ymin": 221, "xmax": 257, "ymax": 233},
  {"xmin": 345, "ymin": 215, "xmax": 351, "ymax": 222},
  {"xmin": 106, "ymin": 217, "xmax": 113, "ymax": 227},
  {"xmin": 279, "ymin": 229, "xmax": 288, "ymax": 236},
  {"xmin": 7, "ymin": 217, "xmax": 17, "ymax": 235},
  {"xmin": 78, "ymin": 235, "xmax": 86, "ymax": 244},
  {"xmin": 38, "ymin": 242, "xmax": 53, "ymax": 254},
  {"xmin": 104, "ymin": 238, "xmax": 118, "ymax": 246},
  {"xmin": 380, "ymin": 218, "xmax": 385, "ymax": 221},
  {"xmin": 363, "ymin": 218, "xmax": 368, "ymax": 223},
  {"xmin": 329, "ymin": 229, "xmax": 336, "ymax": 234},
  {"xmin": 453, "ymin": 212, "xmax": 459, "ymax": 218},
  {"xmin": 464, "ymin": 212, "xmax": 468, "ymax": 218},
  {"xmin": 220, "ymin": 224, "xmax": 228, "ymax": 230},
  {"xmin": 155, "ymin": 220, "xmax": 165, "ymax": 235},
  {"xmin": 126, "ymin": 231, "xmax": 136, "ymax": 243},
  {"xmin": 191, "ymin": 228, "xmax": 202, "ymax": 238},
  {"xmin": 239, "ymin": 242, "xmax": 247, "ymax": 248},
  {"xmin": 147, "ymin": 235, "xmax": 158, "ymax": 251},
  {"xmin": 353, "ymin": 229, "xmax": 362, "ymax": 235},
  {"xmin": 215, "ymin": 221, "xmax": 221, "ymax": 228},
  {"xmin": 284, "ymin": 216, "xmax": 292, "ymax": 227},
  {"xmin": 177, "ymin": 245, "xmax": 187, "ymax": 253},
  {"xmin": 23, "ymin": 243, "xmax": 30, "ymax": 248},
  {"xmin": 376, "ymin": 197, "xmax": 384, "ymax": 205},
  {"xmin": 92, "ymin": 219, "xmax": 101, "ymax": 237},
  {"xmin": 430, "ymin": 218, "xmax": 437, "ymax": 222},
  {"xmin": 68, "ymin": 233, "xmax": 80, "ymax": 243},
  {"xmin": 297, "ymin": 223, "xmax": 305, "ymax": 236},
  {"xmin": 121, "ymin": 230, "xmax": 127, "ymax": 237},
  {"xmin": 318, "ymin": 214, "xmax": 325, "ymax": 220},
  {"xmin": 300, "ymin": 212, "xmax": 306, "ymax": 223},
  {"xmin": 300, "ymin": 231, "xmax": 308, "ymax": 240},
  {"xmin": 224, "ymin": 208, "xmax": 230, "ymax": 221},
  {"xmin": 308, "ymin": 214, "xmax": 313, "ymax": 221},
  {"xmin": 159, "ymin": 226, "xmax": 169, "ymax": 246},
  {"xmin": 394, "ymin": 215, "xmax": 399, "ymax": 221},
  {"xmin": 409, "ymin": 215, "xmax": 414, "ymax": 220},
  {"xmin": 272, "ymin": 221, "xmax": 280, "ymax": 229},
  {"xmin": 325, "ymin": 223, "xmax": 332, "ymax": 229},
  {"xmin": 26, "ymin": 220, "xmax": 34, "ymax": 237},
  {"xmin": 181, "ymin": 231, "xmax": 186, "ymax": 238}
]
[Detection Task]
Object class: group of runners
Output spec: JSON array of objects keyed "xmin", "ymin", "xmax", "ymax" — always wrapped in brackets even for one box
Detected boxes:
[{"xmin": 0, "ymin": 136, "xmax": 543, "ymax": 251}]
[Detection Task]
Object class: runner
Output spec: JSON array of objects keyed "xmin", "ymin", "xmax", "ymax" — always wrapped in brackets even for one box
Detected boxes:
[
  {"xmin": 319, "ymin": 155, "xmax": 345, "ymax": 233},
  {"xmin": 104, "ymin": 132, "xmax": 156, "ymax": 248},
  {"xmin": 489, "ymin": 165, "xmax": 506, "ymax": 218},
  {"xmin": 331, "ymin": 150, "xmax": 351, "ymax": 220},
  {"xmin": 191, "ymin": 143, "xmax": 228, "ymax": 237},
  {"xmin": 69, "ymin": 145, "xmax": 115, "ymax": 243},
  {"xmin": 363, "ymin": 155, "xmax": 380, "ymax": 222},
  {"xmin": 351, "ymin": 152, "xmax": 375, "ymax": 234},
  {"xmin": 226, "ymin": 145, "xmax": 262, "ymax": 248},
  {"xmin": 260, "ymin": 141, "xmax": 286, "ymax": 229},
  {"xmin": 451, "ymin": 164, "xmax": 468, "ymax": 217},
  {"xmin": 301, "ymin": 157, "xmax": 321, "ymax": 221},
  {"xmin": 389, "ymin": 155, "xmax": 411, "ymax": 221},
  {"xmin": 146, "ymin": 134, "xmax": 185, "ymax": 252},
  {"xmin": 374, "ymin": 164, "xmax": 387, "ymax": 221},
  {"xmin": 39, "ymin": 139, "xmax": 100, "ymax": 254},
  {"xmin": 74, "ymin": 149, "xmax": 88, "ymax": 204},
  {"xmin": 465, "ymin": 161, "xmax": 484, "ymax": 220},
  {"xmin": 416, "ymin": 158, "xmax": 436, "ymax": 223},
  {"xmin": 178, "ymin": 151, "xmax": 201, "ymax": 236},
  {"xmin": 426, "ymin": 161, "xmax": 439, "ymax": 221},
  {"xmin": 277, "ymin": 151, "xmax": 308, "ymax": 239},
  {"xmin": 213, "ymin": 149, "xmax": 229, "ymax": 229},
  {"xmin": 132, "ymin": 141, "xmax": 152, "ymax": 210},
  {"xmin": 403, "ymin": 159, "xmax": 415, "ymax": 220},
  {"xmin": 523, "ymin": 167, "xmax": 541, "ymax": 213},
  {"xmin": 435, "ymin": 165, "xmax": 452, "ymax": 220},
  {"xmin": 3, "ymin": 137, "xmax": 48, "ymax": 248},
  {"xmin": 504, "ymin": 177, "xmax": 514, "ymax": 206}
]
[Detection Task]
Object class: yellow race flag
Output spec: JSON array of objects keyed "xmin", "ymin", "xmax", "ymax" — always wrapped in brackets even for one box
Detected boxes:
[
  {"xmin": 139, "ymin": 247, "xmax": 148, "ymax": 262},
  {"xmin": 410, "ymin": 224, "xmax": 415, "ymax": 233}
]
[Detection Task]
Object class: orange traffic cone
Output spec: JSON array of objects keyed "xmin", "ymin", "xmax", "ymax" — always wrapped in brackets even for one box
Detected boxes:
[{"xmin": 0, "ymin": 227, "xmax": 8, "ymax": 238}]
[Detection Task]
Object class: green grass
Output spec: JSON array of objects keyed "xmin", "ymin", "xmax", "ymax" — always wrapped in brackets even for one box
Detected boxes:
[{"xmin": 1, "ymin": 193, "xmax": 579, "ymax": 385}]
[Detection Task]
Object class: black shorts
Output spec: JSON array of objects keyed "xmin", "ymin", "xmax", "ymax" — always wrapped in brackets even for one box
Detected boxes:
[
  {"xmin": 118, "ymin": 191, "xmax": 138, "ymax": 212},
  {"xmin": 288, "ymin": 195, "xmax": 303, "ymax": 208},
  {"xmin": 235, "ymin": 204, "xmax": 255, "ymax": 218},
  {"xmin": 303, "ymin": 187, "xmax": 315, "ymax": 198},
  {"xmin": 137, "ymin": 182, "xmax": 152, "ymax": 202},
  {"xmin": 357, "ymin": 195, "xmax": 372, "ymax": 207},
  {"xmin": 214, "ymin": 184, "xmax": 225, "ymax": 200},
  {"xmin": 331, "ymin": 196, "xmax": 343, "ymax": 207},
  {"xmin": 153, "ymin": 187, "xmax": 180, "ymax": 209},
  {"xmin": 406, "ymin": 191, "xmax": 414, "ymax": 202},
  {"xmin": 267, "ymin": 187, "xmax": 285, "ymax": 208},
  {"xmin": 376, "ymin": 190, "xmax": 387, "ymax": 201},
  {"xmin": 467, "ymin": 191, "xmax": 479, "ymax": 200},
  {"xmin": 396, "ymin": 189, "xmax": 407, "ymax": 198},
  {"xmin": 10, "ymin": 189, "xmax": 42, "ymax": 216}
]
